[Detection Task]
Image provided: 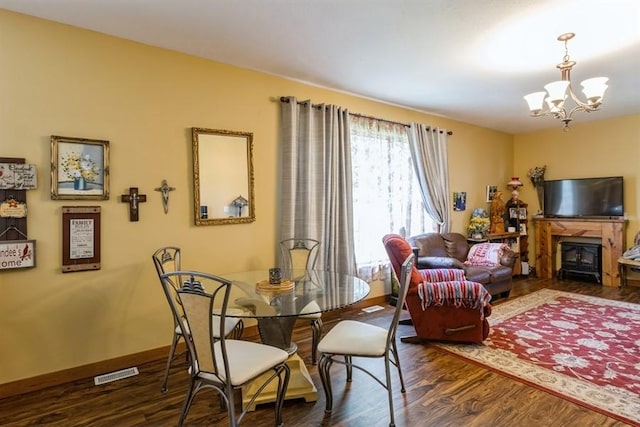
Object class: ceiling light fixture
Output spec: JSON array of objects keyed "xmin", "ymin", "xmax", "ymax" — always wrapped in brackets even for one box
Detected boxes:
[{"xmin": 523, "ymin": 33, "xmax": 608, "ymax": 132}]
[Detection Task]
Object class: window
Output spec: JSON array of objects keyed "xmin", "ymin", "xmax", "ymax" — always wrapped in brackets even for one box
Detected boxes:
[{"xmin": 350, "ymin": 116, "xmax": 434, "ymax": 276}]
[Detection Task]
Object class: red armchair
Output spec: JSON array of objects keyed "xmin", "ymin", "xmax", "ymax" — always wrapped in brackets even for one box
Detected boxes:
[{"xmin": 383, "ymin": 234, "xmax": 492, "ymax": 343}]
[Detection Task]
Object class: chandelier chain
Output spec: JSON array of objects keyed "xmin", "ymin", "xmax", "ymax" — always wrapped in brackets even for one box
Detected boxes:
[{"xmin": 563, "ymin": 40, "xmax": 570, "ymax": 63}]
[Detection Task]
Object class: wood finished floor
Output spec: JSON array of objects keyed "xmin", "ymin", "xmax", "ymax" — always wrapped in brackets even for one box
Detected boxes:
[{"xmin": 1, "ymin": 277, "xmax": 638, "ymax": 427}]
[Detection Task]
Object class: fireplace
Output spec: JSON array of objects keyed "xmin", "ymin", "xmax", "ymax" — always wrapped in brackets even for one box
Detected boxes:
[{"xmin": 558, "ymin": 241, "xmax": 602, "ymax": 283}]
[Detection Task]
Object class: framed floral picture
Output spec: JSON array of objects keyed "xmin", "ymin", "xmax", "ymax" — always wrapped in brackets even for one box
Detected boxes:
[{"xmin": 51, "ymin": 136, "xmax": 110, "ymax": 200}]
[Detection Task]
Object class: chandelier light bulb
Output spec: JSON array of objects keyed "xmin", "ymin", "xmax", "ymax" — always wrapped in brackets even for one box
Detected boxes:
[
  {"xmin": 524, "ymin": 91, "xmax": 546, "ymax": 114},
  {"xmin": 581, "ymin": 77, "xmax": 609, "ymax": 105},
  {"xmin": 545, "ymin": 97, "xmax": 563, "ymax": 114},
  {"xmin": 544, "ymin": 81, "xmax": 570, "ymax": 105}
]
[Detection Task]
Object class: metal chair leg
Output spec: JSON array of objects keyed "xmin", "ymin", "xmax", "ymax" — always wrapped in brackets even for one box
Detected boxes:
[
  {"xmin": 161, "ymin": 331, "xmax": 182, "ymax": 392},
  {"xmin": 318, "ymin": 354, "xmax": 334, "ymax": 412},
  {"xmin": 310, "ymin": 317, "xmax": 323, "ymax": 364},
  {"xmin": 391, "ymin": 340, "xmax": 406, "ymax": 393},
  {"xmin": 385, "ymin": 353, "xmax": 396, "ymax": 427},
  {"xmin": 274, "ymin": 364, "xmax": 290, "ymax": 427}
]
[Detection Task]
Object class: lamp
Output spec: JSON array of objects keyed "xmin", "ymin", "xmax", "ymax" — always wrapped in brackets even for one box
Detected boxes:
[
  {"xmin": 523, "ymin": 33, "xmax": 608, "ymax": 132},
  {"xmin": 507, "ymin": 177, "xmax": 523, "ymax": 201},
  {"xmin": 231, "ymin": 195, "xmax": 248, "ymax": 217}
]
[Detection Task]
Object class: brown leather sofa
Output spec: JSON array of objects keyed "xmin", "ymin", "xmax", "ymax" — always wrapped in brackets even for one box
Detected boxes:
[{"xmin": 407, "ymin": 232, "xmax": 515, "ymax": 298}]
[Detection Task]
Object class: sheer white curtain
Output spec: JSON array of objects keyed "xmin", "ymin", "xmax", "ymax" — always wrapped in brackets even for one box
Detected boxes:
[
  {"xmin": 350, "ymin": 116, "xmax": 434, "ymax": 281},
  {"xmin": 280, "ymin": 97, "xmax": 356, "ymax": 274}
]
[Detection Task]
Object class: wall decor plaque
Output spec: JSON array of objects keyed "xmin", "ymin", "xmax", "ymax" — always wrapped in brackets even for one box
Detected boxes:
[
  {"xmin": 0, "ymin": 163, "xmax": 37, "ymax": 189},
  {"xmin": 0, "ymin": 198, "xmax": 27, "ymax": 218},
  {"xmin": 62, "ymin": 206, "xmax": 101, "ymax": 272},
  {"xmin": 0, "ymin": 240, "xmax": 35, "ymax": 270}
]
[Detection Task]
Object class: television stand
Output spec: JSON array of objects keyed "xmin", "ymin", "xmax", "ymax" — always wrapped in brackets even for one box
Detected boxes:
[{"xmin": 533, "ymin": 217, "xmax": 625, "ymax": 287}]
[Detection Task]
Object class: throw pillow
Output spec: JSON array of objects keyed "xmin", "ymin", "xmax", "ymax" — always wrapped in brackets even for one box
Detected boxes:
[{"xmin": 465, "ymin": 243, "xmax": 507, "ymax": 267}]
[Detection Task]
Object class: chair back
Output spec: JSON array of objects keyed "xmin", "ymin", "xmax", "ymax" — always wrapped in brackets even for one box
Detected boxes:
[
  {"xmin": 152, "ymin": 247, "xmax": 188, "ymax": 323},
  {"xmin": 280, "ymin": 238, "xmax": 320, "ymax": 271},
  {"xmin": 168, "ymin": 271, "xmax": 234, "ymax": 384},
  {"xmin": 152, "ymin": 246, "xmax": 181, "ymax": 274},
  {"xmin": 382, "ymin": 234, "xmax": 424, "ymax": 287},
  {"xmin": 387, "ymin": 253, "xmax": 414, "ymax": 349}
]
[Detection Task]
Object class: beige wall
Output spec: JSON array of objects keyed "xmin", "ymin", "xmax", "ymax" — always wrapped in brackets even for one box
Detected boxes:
[
  {"xmin": 514, "ymin": 115, "xmax": 640, "ymax": 257},
  {"xmin": 0, "ymin": 10, "xmax": 514, "ymax": 383}
]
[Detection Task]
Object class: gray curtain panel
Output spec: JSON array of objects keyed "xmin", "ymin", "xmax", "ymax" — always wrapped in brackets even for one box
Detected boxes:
[
  {"xmin": 408, "ymin": 123, "xmax": 451, "ymax": 232},
  {"xmin": 280, "ymin": 96, "xmax": 356, "ymax": 275}
]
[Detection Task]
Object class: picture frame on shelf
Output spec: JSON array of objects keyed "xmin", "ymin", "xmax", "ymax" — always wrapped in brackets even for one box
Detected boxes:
[
  {"xmin": 50, "ymin": 135, "xmax": 110, "ymax": 200},
  {"xmin": 520, "ymin": 223, "xmax": 527, "ymax": 235},
  {"xmin": 518, "ymin": 207, "xmax": 527, "ymax": 220}
]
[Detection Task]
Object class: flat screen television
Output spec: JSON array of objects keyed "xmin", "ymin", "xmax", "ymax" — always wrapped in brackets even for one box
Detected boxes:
[{"xmin": 543, "ymin": 176, "xmax": 624, "ymax": 218}]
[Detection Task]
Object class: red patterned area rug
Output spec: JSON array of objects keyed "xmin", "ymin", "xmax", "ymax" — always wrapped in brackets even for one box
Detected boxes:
[{"xmin": 432, "ymin": 289, "xmax": 640, "ymax": 425}]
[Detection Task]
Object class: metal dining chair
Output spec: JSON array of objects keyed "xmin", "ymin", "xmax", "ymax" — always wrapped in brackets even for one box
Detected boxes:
[
  {"xmin": 279, "ymin": 238, "xmax": 322, "ymax": 364},
  {"xmin": 152, "ymin": 246, "xmax": 243, "ymax": 392},
  {"xmin": 317, "ymin": 253, "xmax": 414, "ymax": 427},
  {"xmin": 167, "ymin": 271, "xmax": 290, "ymax": 426}
]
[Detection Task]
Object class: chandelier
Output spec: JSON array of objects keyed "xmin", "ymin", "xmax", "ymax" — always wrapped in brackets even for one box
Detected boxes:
[{"xmin": 523, "ymin": 33, "xmax": 608, "ymax": 131}]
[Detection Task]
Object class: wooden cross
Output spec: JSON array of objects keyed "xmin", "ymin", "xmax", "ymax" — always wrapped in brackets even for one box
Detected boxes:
[{"xmin": 120, "ymin": 187, "xmax": 147, "ymax": 222}]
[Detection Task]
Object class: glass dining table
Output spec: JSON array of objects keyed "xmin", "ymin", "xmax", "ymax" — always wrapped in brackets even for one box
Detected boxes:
[{"xmin": 221, "ymin": 269, "xmax": 370, "ymax": 409}]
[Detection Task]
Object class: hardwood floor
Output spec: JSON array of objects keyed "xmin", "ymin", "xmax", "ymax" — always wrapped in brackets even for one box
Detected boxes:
[{"xmin": 1, "ymin": 277, "xmax": 638, "ymax": 427}]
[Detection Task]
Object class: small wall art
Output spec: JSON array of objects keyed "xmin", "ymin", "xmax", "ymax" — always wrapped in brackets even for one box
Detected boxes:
[
  {"xmin": 51, "ymin": 135, "xmax": 110, "ymax": 200},
  {"xmin": 486, "ymin": 185, "xmax": 498, "ymax": 202},
  {"xmin": 453, "ymin": 191, "xmax": 466, "ymax": 211}
]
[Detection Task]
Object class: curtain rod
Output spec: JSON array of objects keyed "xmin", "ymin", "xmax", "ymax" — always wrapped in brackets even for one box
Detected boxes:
[{"xmin": 279, "ymin": 96, "xmax": 453, "ymax": 136}]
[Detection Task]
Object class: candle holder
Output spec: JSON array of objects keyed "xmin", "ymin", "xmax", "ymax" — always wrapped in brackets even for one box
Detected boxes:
[{"xmin": 269, "ymin": 267, "xmax": 282, "ymax": 284}]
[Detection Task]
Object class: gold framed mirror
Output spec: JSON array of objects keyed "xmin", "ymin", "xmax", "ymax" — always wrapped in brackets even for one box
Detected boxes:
[{"xmin": 192, "ymin": 127, "xmax": 255, "ymax": 225}]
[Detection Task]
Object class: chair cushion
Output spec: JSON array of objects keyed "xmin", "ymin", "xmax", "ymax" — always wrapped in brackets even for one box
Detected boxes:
[
  {"xmin": 461, "ymin": 266, "xmax": 492, "ymax": 284},
  {"xmin": 464, "ymin": 243, "xmax": 508, "ymax": 267},
  {"xmin": 299, "ymin": 300, "xmax": 322, "ymax": 319},
  {"xmin": 317, "ymin": 320, "xmax": 387, "ymax": 357},
  {"xmin": 470, "ymin": 265, "xmax": 513, "ymax": 283},
  {"xmin": 198, "ymin": 339, "xmax": 289, "ymax": 386},
  {"xmin": 417, "ymin": 280, "xmax": 491, "ymax": 312}
]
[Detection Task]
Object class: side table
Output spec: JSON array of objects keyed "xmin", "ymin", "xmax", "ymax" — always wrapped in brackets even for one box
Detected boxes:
[{"xmin": 618, "ymin": 257, "xmax": 640, "ymax": 288}]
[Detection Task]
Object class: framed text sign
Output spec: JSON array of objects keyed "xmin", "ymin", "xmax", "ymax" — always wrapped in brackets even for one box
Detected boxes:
[
  {"xmin": 62, "ymin": 206, "xmax": 101, "ymax": 273},
  {"xmin": 0, "ymin": 240, "xmax": 35, "ymax": 270}
]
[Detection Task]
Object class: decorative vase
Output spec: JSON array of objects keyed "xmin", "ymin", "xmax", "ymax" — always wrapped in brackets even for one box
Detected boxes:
[
  {"xmin": 74, "ymin": 177, "xmax": 86, "ymax": 190},
  {"xmin": 472, "ymin": 232, "xmax": 484, "ymax": 240}
]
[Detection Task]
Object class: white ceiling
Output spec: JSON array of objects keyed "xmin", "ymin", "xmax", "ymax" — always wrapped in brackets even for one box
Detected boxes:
[{"xmin": 1, "ymin": 0, "xmax": 639, "ymax": 134}]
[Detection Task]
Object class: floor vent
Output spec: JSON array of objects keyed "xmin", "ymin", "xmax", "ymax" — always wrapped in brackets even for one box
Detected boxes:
[
  {"xmin": 361, "ymin": 305, "xmax": 384, "ymax": 313},
  {"xmin": 94, "ymin": 367, "xmax": 139, "ymax": 385}
]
